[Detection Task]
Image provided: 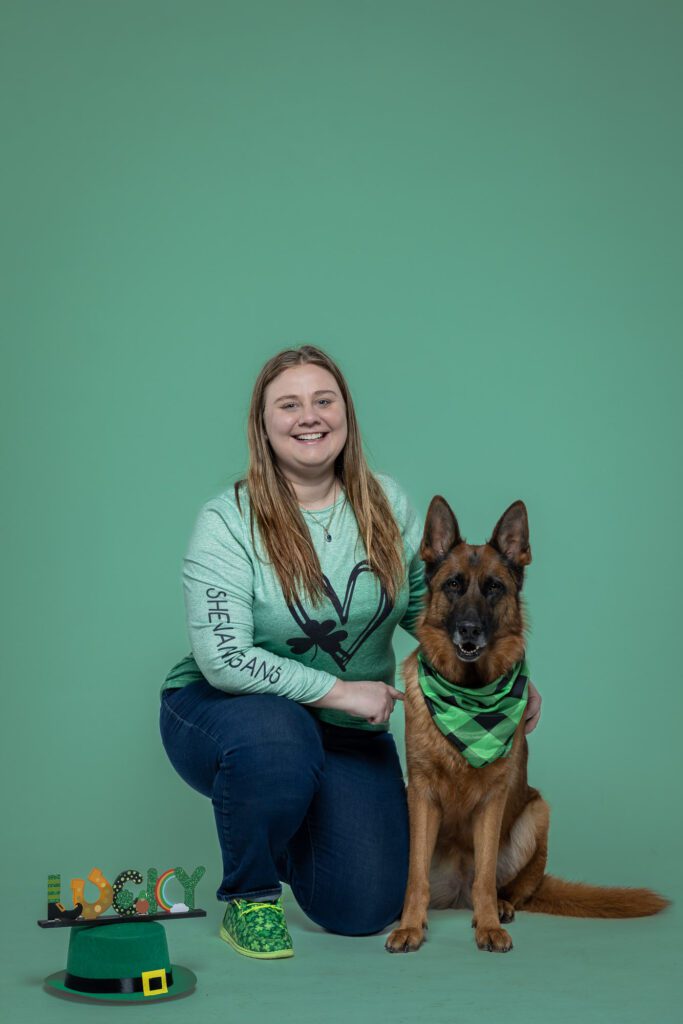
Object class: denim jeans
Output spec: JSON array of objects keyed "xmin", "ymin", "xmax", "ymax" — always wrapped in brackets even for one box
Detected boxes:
[{"xmin": 159, "ymin": 679, "xmax": 409, "ymax": 936}]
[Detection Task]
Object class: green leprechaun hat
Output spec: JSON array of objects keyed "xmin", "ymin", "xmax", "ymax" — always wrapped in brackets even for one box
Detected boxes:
[{"xmin": 44, "ymin": 921, "xmax": 196, "ymax": 1002}]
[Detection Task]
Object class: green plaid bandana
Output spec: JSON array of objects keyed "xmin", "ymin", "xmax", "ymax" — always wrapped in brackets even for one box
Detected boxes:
[{"xmin": 416, "ymin": 651, "xmax": 530, "ymax": 768}]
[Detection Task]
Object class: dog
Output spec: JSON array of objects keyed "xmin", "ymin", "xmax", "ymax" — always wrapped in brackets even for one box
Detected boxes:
[{"xmin": 385, "ymin": 496, "xmax": 669, "ymax": 954}]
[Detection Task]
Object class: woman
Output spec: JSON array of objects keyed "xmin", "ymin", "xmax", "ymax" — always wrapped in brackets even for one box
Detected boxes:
[{"xmin": 159, "ymin": 345, "xmax": 542, "ymax": 960}]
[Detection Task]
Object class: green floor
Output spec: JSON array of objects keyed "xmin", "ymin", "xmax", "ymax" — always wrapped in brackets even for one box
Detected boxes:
[{"xmin": 14, "ymin": 883, "xmax": 679, "ymax": 1024}]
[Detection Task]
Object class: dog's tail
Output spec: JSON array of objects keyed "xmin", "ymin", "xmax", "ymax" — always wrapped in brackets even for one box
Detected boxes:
[{"xmin": 521, "ymin": 874, "xmax": 670, "ymax": 918}]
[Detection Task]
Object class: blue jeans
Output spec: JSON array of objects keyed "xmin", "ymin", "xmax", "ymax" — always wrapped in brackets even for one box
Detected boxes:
[{"xmin": 159, "ymin": 679, "xmax": 409, "ymax": 936}]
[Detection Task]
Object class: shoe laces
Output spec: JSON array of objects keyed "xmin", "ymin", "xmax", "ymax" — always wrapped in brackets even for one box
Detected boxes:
[{"xmin": 237, "ymin": 898, "xmax": 284, "ymax": 918}]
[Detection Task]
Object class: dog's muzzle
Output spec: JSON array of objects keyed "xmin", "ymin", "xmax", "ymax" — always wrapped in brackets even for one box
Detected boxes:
[{"xmin": 453, "ymin": 621, "xmax": 487, "ymax": 662}]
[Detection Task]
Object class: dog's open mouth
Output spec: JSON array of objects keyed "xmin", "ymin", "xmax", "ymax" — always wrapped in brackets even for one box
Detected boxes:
[{"xmin": 455, "ymin": 642, "xmax": 484, "ymax": 662}]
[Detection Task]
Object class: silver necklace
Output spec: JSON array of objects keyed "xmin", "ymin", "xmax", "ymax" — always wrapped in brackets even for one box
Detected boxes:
[{"xmin": 302, "ymin": 481, "xmax": 342, "ymax": 542}]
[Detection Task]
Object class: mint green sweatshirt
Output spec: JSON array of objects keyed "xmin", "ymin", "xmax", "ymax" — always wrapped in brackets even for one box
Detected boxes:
[{"xmin": 162, "ymin": 473, "xmax": 427, "ymax": 731}]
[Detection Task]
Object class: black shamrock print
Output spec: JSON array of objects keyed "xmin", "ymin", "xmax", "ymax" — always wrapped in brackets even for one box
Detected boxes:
[{"xmin": 286, "ymin": 618, "xmax": 348, "ymax": 661}]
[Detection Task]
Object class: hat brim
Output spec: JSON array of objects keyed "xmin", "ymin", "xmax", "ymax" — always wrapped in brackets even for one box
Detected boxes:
[{"xmin": 43, "ymin": 964, "xmax": 197, "ymax": 1003}]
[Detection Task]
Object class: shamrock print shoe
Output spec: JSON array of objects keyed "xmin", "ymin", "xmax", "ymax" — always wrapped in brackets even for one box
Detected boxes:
[{"xmin": 220, "ymin": 897, "xmax": 294, "ymax": 959}]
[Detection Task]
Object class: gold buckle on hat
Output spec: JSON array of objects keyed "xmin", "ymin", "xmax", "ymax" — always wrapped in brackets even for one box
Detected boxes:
[{"xmin": 141, "ymin": 968, "xmax": 168, "ymax": 996}]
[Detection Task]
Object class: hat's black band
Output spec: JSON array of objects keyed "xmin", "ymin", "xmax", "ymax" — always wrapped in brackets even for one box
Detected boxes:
[{"xmin": 63, "ymin": 970, "xmax": 174, "ymax": 995}]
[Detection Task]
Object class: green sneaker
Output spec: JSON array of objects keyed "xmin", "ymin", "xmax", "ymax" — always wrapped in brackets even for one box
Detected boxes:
[{"xmin": 219, "ymin": 898, "xmax": 294, "ymax": 960}]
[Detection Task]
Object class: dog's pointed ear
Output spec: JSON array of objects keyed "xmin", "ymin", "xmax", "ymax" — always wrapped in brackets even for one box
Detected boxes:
[
  {"xmin": 489, "ymin": 501, "xmax": 532, "ymax": 569},
  {"xmin": 420, "ymin": 496, "xmax": 463, "ymax": 583}
]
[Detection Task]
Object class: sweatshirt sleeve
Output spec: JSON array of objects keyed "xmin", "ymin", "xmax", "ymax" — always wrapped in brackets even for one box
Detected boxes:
[
  {"xmin": 182, "ymin": 499, "xmax": 338, "ymax": 702},
  {"xmin": 400, "ymin": 551, "xmax": 428, "ymax": 638},
  {"xmin": 396, "ymin": 487, "xmax": 428, "ymax": 639}
]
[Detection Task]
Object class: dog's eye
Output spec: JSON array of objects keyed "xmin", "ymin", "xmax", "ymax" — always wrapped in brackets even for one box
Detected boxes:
[
  {"xmin": 445, "ymin": 576, "xmax": 464, "ymax": 594},
  {"xmin": 484, "ymin": 578, "xmax": 504, "ymax": 595}
]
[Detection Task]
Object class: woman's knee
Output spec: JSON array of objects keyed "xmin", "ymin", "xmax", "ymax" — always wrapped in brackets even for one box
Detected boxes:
[
  {"xmin": 161, "ymin": 685, "xmax": 325, "ymax": 801},
  {"xmin": 294, "ymin": 863, "xmax": 407, "ymax": 937},
  {"xmin": 304, "ymin": 894, "xmax": 403, "ymax": 937}
]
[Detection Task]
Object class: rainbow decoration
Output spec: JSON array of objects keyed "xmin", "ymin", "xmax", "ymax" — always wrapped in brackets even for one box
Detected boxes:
[{"xmin": 155, "ymin": 869, "xmax": 177, "ymax": 912}]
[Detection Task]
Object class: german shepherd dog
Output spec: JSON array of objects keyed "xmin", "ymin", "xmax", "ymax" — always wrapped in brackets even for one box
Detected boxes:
[{"xmin": 385, "ymin": 497, "xmax": 669, "ymax": 954}]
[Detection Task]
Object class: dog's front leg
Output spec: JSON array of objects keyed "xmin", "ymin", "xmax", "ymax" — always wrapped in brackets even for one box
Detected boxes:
[
  {"xmin": 471, "ymin": 789, "xmax": 513, "ymax": 952},
  {"xmin": 385, "ymin": 782, "xmax": 441, "ymax": 953}
]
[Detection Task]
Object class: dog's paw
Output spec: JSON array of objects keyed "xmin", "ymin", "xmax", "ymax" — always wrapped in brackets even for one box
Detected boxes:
[
  {"xmin": 385, "ymin": 926, "xmax": 426, "ymax": 953},
  {"xmin": 497, "ymin": 899, "xmax": 515, "ymax": 923},
  {"xmin": 474, "ymin": 926, "xmax": 513, "ymax": 953}
]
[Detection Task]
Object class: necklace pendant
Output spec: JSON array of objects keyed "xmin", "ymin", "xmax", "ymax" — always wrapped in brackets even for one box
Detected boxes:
[{"xmin": 325, "ymin": 533, "xmax": 332, "ymax": 542}]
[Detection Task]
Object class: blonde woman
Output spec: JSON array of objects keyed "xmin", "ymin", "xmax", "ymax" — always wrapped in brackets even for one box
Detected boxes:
[{"xmin": 159, "ymin": 345, "xmax": 542, "ymax": 960}]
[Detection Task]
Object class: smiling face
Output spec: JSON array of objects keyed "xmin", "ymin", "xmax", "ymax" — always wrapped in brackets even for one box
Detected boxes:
[
  {"xmin": 262, "ymin": 363, "xmax": 348, "ymax": 483},
  {"xmin": 417, "ymin": 496, "xmax": 532, "ymax": 684}
]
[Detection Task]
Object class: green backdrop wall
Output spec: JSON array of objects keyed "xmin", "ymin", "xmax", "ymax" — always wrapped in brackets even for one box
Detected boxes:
[{"xmin": 3, "ymin": 1, "xmax": 681, "ymax": 1020}]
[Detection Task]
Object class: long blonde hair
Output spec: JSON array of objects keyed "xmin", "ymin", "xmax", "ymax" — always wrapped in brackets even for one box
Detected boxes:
[{"xmin": 234, "ymin": 345, "xmax": 407, "ymax": 607}]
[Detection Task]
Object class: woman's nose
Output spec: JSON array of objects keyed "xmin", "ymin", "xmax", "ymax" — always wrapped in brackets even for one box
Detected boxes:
[{"xmin": 298, "ymin": 405, "xmax": 321, "ymax": 423}]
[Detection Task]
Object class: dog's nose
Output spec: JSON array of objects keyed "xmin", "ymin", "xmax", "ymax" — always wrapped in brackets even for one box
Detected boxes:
[{"xmin": 458, "ymin": 621, "xmax": 484, "ymax": 643}]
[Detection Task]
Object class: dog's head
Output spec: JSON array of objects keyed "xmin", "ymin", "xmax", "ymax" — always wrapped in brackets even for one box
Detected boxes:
[{"xmin": 417, "ymin": 496, "xmax": 531, "ymax": 685}]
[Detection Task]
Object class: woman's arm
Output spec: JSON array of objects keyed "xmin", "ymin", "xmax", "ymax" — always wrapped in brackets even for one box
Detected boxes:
[
  {"xmin": 306, "ymin": 677, "xmax": 404, "ymax": 724},
  {"xmin": 183, "ymin": 500, "xmax": 338, "ymax": 703},
  {"xmin": 398, "ymin": 548, "xmax": 428, "ymax": 639},
  {"xmin": 393, "ymin": 486, "xmax": 428, "ymax": 639}
]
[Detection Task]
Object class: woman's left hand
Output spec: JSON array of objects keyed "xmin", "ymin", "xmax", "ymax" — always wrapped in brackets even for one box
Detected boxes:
[{"xmin": 524, "ymin": 680, "xmax": 542, "ymax": 734}]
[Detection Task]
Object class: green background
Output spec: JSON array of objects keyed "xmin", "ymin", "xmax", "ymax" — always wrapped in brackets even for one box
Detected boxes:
[{"xmin": 2, "ymin": 1, "xmax": 680, "ymax": 1020}]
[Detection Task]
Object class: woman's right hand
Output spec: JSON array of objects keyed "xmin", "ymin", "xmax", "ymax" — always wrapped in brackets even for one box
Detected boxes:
[{"xmin": 308, "ymin": 679, "xmax": 404, "ymax": 724}]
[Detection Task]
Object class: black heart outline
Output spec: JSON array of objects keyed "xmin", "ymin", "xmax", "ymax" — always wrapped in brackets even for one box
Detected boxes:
[{"xmin": 286, "ymin": 560, "xmax": 393, "ymax": 672}]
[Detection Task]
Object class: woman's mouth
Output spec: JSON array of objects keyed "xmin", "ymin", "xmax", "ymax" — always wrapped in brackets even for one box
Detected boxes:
[{"xmin": 292, "ymin": 432, "xmax": 329, "ymax": 444}]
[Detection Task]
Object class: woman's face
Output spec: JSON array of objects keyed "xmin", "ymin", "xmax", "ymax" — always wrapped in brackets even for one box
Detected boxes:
[{"xmin": 263, "ymin": 363, "xmax": 348, "ymax": 481}]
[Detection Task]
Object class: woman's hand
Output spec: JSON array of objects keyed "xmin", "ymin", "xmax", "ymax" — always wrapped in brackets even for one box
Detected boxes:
[
  {"xmin": 308, "ymin": 679, "xmax": 404, "ymax": 724},
  {"xmin": 524, "ymin": 679, "xmax": 542, "ymax": 734}
]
